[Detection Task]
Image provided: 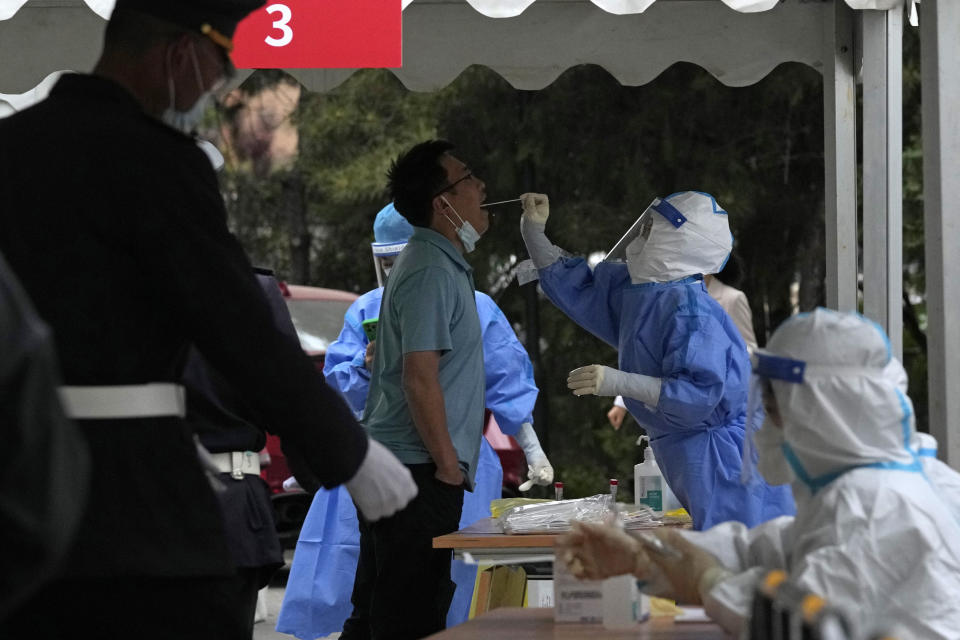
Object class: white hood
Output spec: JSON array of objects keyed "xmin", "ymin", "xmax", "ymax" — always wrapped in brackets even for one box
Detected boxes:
[
  {"xmin": 766, "ymin": 309, "xmax": 917, "ymax": 492},
  {"xmin": 625, "ymin": 191, "xmax": 733, "ymax": 284}
]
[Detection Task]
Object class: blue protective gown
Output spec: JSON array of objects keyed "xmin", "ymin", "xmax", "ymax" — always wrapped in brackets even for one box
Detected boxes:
[
  {"xmin": 538, "ymin": 257, "xmax": 794, "ymax": 530},
  {"xmin": 277, "ymin": 288, "xmax": 538, "ymax": 638}
]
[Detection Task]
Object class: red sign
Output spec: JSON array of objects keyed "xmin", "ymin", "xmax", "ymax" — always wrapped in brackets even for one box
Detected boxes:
[{"xmin": 232, "ymin": 0, "xmax": 402, "ymax": 69}]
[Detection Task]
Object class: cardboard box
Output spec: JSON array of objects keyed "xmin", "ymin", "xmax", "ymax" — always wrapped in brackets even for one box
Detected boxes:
[
  {"xmin": 553, "ymin": 560, "xmax": 651, "ymax": 624},
  {"xmin": 553, "ymin": 557, "xmax": 603, "ymax": 623},
  {"xmin": 524, "ymin": 579, "xmax": 554, "ymax": 608}
]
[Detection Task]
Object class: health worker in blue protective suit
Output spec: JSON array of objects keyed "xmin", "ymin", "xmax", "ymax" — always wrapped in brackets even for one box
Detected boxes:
[
  {"xmin": 519, "ymin": 191, "xmax": 794, "ymax": 530},
  {"xmin": 277, "ymin": 204, "xmax": 552, "ymax": 639}
]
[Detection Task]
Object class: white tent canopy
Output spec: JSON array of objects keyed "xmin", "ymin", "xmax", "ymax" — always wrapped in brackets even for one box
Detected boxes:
[
  {"xmin": 0, "ymin": 0, "xmax": 911, "ymax": 94},
  {"xmin": 0, "ymin": 0, "xmax": 909, "ymax": 22},
  {"xmin": 1, "ymin": 0, "xmax": 958, "ymax": 466}
]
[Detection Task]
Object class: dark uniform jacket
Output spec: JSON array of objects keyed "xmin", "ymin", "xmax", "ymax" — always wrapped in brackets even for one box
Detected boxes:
[
  {"xmin": 0, "ymin": 253, "xmax": 89, "ymax": 618},
  {"xmin": 180, "ymin": 270, "xmax": 295, "ymax": 579},
  {"xmin": 0, "ymin": 74, "xmax": 368, "ymax": 578}
]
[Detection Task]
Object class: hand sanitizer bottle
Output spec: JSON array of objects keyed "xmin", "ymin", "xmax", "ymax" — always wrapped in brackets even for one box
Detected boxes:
[
  {"xmin": 634, "ymin": 436, "xmax": 664, "ymax": 515},
  {"xmin": 634, "ymin": 437, "xmax": 681, "ymax": 515}
]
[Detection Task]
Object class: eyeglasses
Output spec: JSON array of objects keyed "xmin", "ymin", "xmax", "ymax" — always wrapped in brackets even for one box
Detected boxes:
[{"xmin": 432, "ymin": 172, "xmax": 474, "ymax": 198}]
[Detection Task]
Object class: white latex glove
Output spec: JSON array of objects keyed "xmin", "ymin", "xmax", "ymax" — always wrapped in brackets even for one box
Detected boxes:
[
  {"xmin": 520, "ymin": 192, "xmax": 549, "ymax": 224},
  {"xmin": 556, "ymin": 522, "xmax": 671, "ymax": 595},
  {"xmin": 647, "ymin": 529, "xmax": 732, "ymax": 605},
  {"xmin": 345, "ymin": 438, "xmax": 417, "ymax": 521},
  {"xmin": 567, "ymin": 365, "xmax": 661, "ymax": 407},
  {"xmin": 557, "ymin": 521, "xmax": 639, "ymax": 580},
  {"xmin": 514, "ymin": 422, "xmax": 554, "ymax": 491},
  {"xmin": 519, "ymin": 192, "xmax": 561, "ymax": 270},
  {"xmin": 282, "ymin": 476, "xmax": 303, "ymax": 492}
]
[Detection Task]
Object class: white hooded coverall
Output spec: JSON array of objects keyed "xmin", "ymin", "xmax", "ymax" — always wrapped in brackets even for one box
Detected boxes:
[{"xmin": 679, "ymin": 309, "xmax": 960, "ymax": 639}]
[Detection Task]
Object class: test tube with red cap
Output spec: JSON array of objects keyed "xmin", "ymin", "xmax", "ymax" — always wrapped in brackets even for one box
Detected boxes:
[
  {"xmin": 609, "ymin": 478, "xmax": 619, "ymax": 502},
  {"xmin": 554, "ymin": 481, "xmax": 564, "ymax": 501}
]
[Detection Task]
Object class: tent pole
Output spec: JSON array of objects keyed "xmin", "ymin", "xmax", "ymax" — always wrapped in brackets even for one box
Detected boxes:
[
  {"xmin": 823, "ymin": 0, "xmax": 858, "ymax": 312},
  {"xmin": 921, "ymin": 0, "xmax": 960, "ymax": 466},
  {"xmin": 862, "ymin": 8, "xmax": 903, "ymax": 359}
]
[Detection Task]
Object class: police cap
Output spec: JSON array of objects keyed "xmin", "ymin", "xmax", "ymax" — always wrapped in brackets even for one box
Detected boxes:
[{"xmin": 115, "ymin": 0, "xmax": 266, "ymax": 51}]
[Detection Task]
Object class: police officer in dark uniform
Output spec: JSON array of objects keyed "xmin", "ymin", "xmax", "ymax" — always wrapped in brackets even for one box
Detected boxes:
[
  {"xmin": 180, "ymin": 269, "xmax": 299, "ymax": 636},
  {"xmin": 0, "ymin": 252, "xmax": 89, "ymax": 623},
  {"xmin": 0, "ymin": 2, "xmax": 415, "ymax": 638}
]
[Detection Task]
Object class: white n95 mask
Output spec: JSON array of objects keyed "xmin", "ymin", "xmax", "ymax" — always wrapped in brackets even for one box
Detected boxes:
[{"xmin": 441, "ymin": 196, "xmax": 481, "ymax": 253}]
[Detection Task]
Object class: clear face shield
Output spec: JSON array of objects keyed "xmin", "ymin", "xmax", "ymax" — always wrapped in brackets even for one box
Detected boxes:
[
  {"xmin": 603, "ymin": 199, "xmax": 658, "ymax": 262},
  {"xmin": 741, "ymin": 351, "xmax": 807, "ymax": 487},
  {"xmin": 371, "ymin": 241, "xmax": 406, "ymax": 288}
]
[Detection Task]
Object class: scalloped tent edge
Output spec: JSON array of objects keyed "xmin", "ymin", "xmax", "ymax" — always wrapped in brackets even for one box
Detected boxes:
[
  {"xmin": 1, "ymin": 0, "xmax": 958, "ymax": 463},
  {"xmin": 0, "ymin": 0, "xmax": 843, "ymax": 97},
  {"xmin": 0, "ymin": 0, "xmax": 914, "ymax": 22}
]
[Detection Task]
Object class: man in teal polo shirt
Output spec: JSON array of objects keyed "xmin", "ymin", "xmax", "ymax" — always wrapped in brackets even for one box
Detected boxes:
[{"xmin": 341, "ymin": 140, "xmax": 489, "ymax": 640}]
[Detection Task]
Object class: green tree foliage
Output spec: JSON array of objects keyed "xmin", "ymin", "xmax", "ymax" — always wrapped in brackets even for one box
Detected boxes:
[
  {"xmin": 431, "ymin": 63, "xmax": 825, "ymax": 498},
  {"xmin": 900, "ymin": 27, "xmax": 928, "ymax": 430},
  {"xmin": 216, "ymin": 47, "xmax": 927, "ymax": 498}
]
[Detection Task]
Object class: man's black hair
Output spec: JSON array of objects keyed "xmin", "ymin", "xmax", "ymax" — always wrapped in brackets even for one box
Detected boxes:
[{"xmin": 386, "ymin": 140, "xmax": 455, "ymax": 228}]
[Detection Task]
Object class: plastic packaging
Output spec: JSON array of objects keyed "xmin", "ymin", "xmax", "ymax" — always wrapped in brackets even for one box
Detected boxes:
[
  {"xmin": 489, "ymin": 497, "xmax": 551, "ymax": 518},
  {"xmin": 497, "ymin": 495, "xmax": 659, "ymax": 534}
]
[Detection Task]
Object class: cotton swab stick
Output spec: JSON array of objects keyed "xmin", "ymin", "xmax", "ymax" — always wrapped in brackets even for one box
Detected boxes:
[{"xmin": 483, "ymin": 198, "xmax": 522, "ymax": 208}]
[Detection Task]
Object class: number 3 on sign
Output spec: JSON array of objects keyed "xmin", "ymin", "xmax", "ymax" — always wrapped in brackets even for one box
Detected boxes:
[{"xmin": 264, "ymin": 3, "xmax": 293, "ymax": 47}]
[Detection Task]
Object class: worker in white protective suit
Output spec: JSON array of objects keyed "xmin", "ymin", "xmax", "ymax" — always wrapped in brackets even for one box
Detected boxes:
[
  {"xmin": 557, "ymin": 308, "xmax": 960, "ymax": 639},
  {"xmin": 913, "ymin": 432, "xmax": 960, "ymax": 519}
]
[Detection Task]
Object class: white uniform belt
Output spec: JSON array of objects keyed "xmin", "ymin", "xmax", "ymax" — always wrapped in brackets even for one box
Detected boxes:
[
  {"xmin": 58, "ymin": 384, "xmax": 186, "ymax": 420},
  {"xmin": 209, "ymin": 451, "xmax": 261, "ymax": 479}
]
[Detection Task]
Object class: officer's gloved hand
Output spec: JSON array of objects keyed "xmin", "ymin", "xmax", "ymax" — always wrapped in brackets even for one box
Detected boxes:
[
  {"xmin": 567, "ymin": 365, "xmax": 662, "ymax": 408},
  {"xmin": 346, "ymin": 438, "xmax": 417, "ymax": 521},
  {"xmin": 514, "ymin": 422, "xmax": 554, "ymax": 491},
  {"xmin": 520, "ymin": 193, "xmax": 550, "ymax": 224}
]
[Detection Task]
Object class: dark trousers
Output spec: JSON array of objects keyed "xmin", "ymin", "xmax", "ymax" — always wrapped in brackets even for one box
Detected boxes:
[
  {"xmin": 0, "ymin": 569, "xmax": 262, "ymax": 640},
  {"xmin": 341, "ymin": 464, "xmax": 465, "ymax": 640}
]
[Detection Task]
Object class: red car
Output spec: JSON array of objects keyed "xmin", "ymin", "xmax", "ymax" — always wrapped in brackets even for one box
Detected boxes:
[{"xmin": 261, "ymin": 283, "xmax": 358, "ymax": 547}]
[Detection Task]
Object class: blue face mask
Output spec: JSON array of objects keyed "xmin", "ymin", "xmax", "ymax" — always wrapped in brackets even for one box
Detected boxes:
[{"xmin": 441, "ymin": 197, "xmax": 481, "ymax": 253}]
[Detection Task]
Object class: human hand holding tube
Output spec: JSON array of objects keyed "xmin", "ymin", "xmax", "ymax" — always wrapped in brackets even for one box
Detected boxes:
[
  {"xmin": 515, "ymin": 422, "xmax": 554, "ymax": 491},
  {"xmin": 557, "ymin": 521, "xmax": 641, "ymax": 579},
  {"xmin": 567, "ymin": 365, "xmax": 662, "ymax": 407},
  {"xmin": 557, "ymin": 522, "xmax": 670, "ymax": 595},
  {"xmin": 557, "ymin": 523, "xmax": 726, "ymax": 604}
]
